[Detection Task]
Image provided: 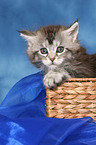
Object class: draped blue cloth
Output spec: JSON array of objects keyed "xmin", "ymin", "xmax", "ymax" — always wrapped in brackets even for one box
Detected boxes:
[{"xmin": 0, "ymin": 72, "xmax": 96, "ymax": 145}]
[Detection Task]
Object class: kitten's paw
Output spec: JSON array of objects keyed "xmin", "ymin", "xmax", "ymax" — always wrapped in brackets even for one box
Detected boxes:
[{"xmin": 44, "ymin": 71, "xmax": 64, "ymax": 89}]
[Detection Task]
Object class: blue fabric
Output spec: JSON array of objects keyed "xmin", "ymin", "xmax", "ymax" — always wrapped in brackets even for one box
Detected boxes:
[
  {"xmin": 0, "ymin": 72, "xmax": 96, "ymax": 145},
  {"xmin": 0, "ymin": 72, "xmax": 46, "ymax": 118},
  {"xmin": 0, "ymin": 115, "xmax": 96, "ymax": 145}
]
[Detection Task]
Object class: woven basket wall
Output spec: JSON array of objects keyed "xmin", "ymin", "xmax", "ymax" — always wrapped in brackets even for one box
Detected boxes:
[{"xmin": 46, "ymin": 78, "xmax": 96, "ymax": 121}]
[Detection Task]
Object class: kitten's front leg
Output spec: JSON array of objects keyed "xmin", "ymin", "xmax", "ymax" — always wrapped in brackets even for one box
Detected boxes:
[{"xmin": 44, "ymin": 70, "xmax": 70, "ymax": 89}]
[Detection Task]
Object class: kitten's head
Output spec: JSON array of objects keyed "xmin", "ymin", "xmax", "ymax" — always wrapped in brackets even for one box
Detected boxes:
[{"xmin": 19, "ymin": 21, "xmax": 80, "ymax": 71}]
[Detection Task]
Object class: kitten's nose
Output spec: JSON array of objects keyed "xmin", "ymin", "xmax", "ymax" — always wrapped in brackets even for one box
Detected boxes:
[{"xmin": 50, "ymin": 57, "xmax": 55, "ymax": 62}]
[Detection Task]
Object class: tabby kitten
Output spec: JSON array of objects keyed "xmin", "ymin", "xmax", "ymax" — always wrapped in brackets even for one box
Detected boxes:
[{"xmin": 19, "ymin": 21, "xmax": 96, "ymax": 89}]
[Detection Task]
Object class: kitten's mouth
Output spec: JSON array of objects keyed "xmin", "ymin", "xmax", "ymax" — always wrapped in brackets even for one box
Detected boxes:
[
  {"xmin": 51, "ymin": 62, "xmax": 54, "ymax": 65},
  {"xmin": 50, "ymin": 62, "xmax": 55, "ymax": 65}
]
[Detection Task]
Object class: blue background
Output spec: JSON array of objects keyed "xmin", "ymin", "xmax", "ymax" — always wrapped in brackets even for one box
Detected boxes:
[{"xmin": 0, "ymin": 0, "xmax": 96, "ymax": 103}]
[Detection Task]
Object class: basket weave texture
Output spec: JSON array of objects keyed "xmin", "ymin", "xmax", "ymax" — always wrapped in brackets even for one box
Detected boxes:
[{"xmin": 46, "ymin": 78, "xmax": 96, "ymax": 121}]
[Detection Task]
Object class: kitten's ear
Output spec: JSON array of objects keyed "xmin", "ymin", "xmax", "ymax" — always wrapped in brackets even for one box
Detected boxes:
[
  {"xmin": 62, "ymin": 21, "xmax": 79, "ymax": 42},
  {"xmin": 18, "ymin": 30, "xmax": 37, "ymax": 46}
]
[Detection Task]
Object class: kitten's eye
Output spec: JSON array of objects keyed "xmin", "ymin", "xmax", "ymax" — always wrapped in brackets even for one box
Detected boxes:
[
  {"xmin": 40, "ymin": 48, "xmax": 48, "ymax": 54},
  {"xmin": 56, "ymin": 46, "xmax": 64, "ymax": 53}
]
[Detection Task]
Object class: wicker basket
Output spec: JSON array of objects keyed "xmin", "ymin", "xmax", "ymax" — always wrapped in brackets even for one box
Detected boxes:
[{"xmin": 46, "ymin": 78, "xmax": 96, "ymax": 121}]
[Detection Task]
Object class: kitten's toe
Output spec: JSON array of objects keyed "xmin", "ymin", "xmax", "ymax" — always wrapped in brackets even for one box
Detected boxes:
[
  {"xmin": 44, "ymin": 77, "xmax": 56, "ymax": 89},
  {"xmin": 55, "ymin": 75, "xmax": 62, "ymax": 83},
  {"xmin": 43, "ymin": 75, "xmax": 56, "ymax": 89},
  {"xmin": 48, "ymin": 78, "xmax": 54, "ymax": 87},
  {"xmin": 43, "ymin": 72, "xmax": 64, "ymax": 89}
]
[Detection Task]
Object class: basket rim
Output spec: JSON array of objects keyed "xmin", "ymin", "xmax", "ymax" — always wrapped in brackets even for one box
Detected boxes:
[{"xmin": 66, "ymin": 78, "xmax": 96, "ymax": 82}]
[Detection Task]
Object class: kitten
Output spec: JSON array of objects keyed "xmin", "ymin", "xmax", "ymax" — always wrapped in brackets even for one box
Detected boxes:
[{"xmin": 19, "ymin": 21, "xmax": 96, "ymax": 89}]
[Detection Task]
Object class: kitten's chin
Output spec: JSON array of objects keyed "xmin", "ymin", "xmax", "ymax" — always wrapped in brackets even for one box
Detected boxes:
[{"xmin": 49, "ymin": 64, "xmax": 57, "ymax": 70}]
